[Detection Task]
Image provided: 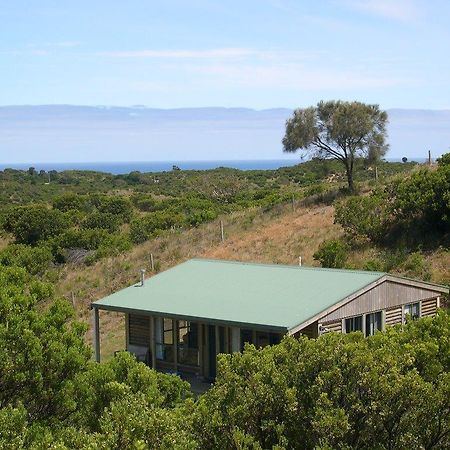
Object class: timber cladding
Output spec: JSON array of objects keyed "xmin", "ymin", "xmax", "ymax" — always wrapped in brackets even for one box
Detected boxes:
[
  {"xmin": 320, "ymin": 280, "xmax": 441, "ymax": 323},
  {"xmin": 385, "ymin": 306, "xmax": 402, "ymax": 326},
  {"xmin": 128, "ymin": 314, "xmax": 150, "ymax": 346},
  {"xmin": 421, "ymin": 297, "xmax": 438, "ymax": 317},
  {"xmin": 321, "ymin": 320, "xmax": 342, "ymax": 334}
]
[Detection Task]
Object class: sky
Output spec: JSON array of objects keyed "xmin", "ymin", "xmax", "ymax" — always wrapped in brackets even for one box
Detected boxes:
[{"xmin": 1, "ymin": 0, "xmax": 450, "ymax": 110}]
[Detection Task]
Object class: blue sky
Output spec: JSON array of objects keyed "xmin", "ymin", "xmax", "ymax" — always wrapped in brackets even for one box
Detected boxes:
[{"xmin": 1, "ymin": 0, "xmax": 450, "ymax": 109}]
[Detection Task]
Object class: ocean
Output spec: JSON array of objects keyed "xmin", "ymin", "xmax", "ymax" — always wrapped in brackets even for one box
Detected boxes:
[{"xmin": 0, "ymin": 159, "xmax": 303, "ymax": 175}]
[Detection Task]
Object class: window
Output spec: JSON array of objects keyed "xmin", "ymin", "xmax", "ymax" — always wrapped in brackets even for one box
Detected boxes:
[
  {"xmin": 240, "ymin": 329, "xmax": 253, "ymax": 351},
  {"xmin": 404, "ymin": 302, "xmax": 420, "ymax": 321},
  {"xmin": 345, "ymin": 315, "xmax": 363, "ymax": 333},
  {"xmin": 177, "ymin": 321, "xmax": 199, "ymax": 366},
  {"xmin": 365, "ymin": 311, "xmax": 382, "ymax": 337},
  {"xmin": 155, "ymin": 318, "xmax": 174, "ymax": 362},
  {"xmin": 255, "ymin": 332, "xmax": 282, "ymax": 348}
]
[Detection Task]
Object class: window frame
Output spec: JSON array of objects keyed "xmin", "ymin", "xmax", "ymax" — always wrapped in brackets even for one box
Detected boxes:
[
  {"xmin": 403, "ymin": 302, "xmax": 421, "ymax": 323},
  {"xmin": 343, "ymin": 310, "xmax": 385, "ymax": 336}
]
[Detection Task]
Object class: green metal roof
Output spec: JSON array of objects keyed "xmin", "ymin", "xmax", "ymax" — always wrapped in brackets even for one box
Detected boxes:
[{"xmin": 93, "ymin": 258, "xmax": 386, "ymax": 331}]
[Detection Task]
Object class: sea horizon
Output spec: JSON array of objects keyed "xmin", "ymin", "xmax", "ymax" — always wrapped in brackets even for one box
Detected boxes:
[{"xmin": 0, "ymin": 157, "xmax": 426, "ymax": 175}]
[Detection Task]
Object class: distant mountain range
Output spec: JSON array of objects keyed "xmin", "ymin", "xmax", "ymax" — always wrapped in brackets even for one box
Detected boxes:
[{"xmin": 0, "ymin": 105, "xmax": 449, "ymax": 164}]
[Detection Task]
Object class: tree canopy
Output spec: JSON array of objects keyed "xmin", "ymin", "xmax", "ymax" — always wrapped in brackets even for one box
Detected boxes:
[{"xmin": 282, "ymin": 100, "xmax": 388, "ymax": 191}]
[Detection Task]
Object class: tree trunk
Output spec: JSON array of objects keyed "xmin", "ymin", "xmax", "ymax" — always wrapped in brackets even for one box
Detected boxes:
[{"xmin": 344, "ymin": 162, "xmax": 354, "ymax": 192}]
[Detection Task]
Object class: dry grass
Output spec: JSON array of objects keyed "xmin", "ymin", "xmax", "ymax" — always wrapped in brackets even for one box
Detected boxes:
[
  {"xmin": 55, "ymin": 201, "xmax": 343, "ymax": 359},
  {"xmin": 428, "ymin": 248, "xmax": 450, "ymax": 284},
  {"xmin": 55, "ymin": 198, "xmax": 449, "ymax": 359},
  {"xmin": 0, "ymin": 236, "xmax": 11, "ymax": 251},
  {"xmin": 204, "ymin": 204, "xmax": 341, "ymax": 265}
]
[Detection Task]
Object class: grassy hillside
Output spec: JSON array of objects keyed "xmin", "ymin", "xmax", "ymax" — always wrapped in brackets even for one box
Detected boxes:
[
  {"xmin": 0, "ymin": 159, "xmax": 447, "ymax": 359},
  {"xmin": 54, "ymin": 195, "xmax": 449, "ymax": 360}
]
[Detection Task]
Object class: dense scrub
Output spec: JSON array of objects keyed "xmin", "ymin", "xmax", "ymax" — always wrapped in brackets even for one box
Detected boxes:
[
  {"xmin": 0, "ymin": 159, "xmax": 414, "ymax": 273},
  {"xmin": 310, "ymin": 154, "xmax": 450, "ymax": 283},
  {"xmin": 1, "ymin": 262, "xmax": 449, "ymax": 449},
  {"xmin": 335, "ymin": 155, "xmax": 449, "ymax": 247}
]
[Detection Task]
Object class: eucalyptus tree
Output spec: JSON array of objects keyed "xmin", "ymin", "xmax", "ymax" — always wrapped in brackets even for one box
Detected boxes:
[{"xmin": 282, "ymin": 100, "xmax": 388, "ymax": 191}]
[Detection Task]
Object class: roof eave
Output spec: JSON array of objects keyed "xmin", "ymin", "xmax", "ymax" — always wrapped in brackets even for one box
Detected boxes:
[{"xmin": 92, "ymin": 302, "xmax": 288, "ymax": 334}]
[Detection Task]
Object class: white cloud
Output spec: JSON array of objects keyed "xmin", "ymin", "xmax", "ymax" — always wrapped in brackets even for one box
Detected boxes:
[
  {"xmin": 188, "ymin": 61, "xmax": 414, "ymax": 90},
  {"xmin": 340, "ymin": 0, "xmax": 419, "ymax": 22}
]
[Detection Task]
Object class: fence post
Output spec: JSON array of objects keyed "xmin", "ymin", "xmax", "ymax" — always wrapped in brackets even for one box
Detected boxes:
[
  {"xmin": 220, "ymin": 220, "xmax": 224, "ymax": 242},
  {"xmin": 150, "ymin": 253, "xmax": 155, "ymax": 272}
]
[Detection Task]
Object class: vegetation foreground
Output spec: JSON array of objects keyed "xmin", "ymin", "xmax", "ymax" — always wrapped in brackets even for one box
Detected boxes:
[
  {"xmin": 0, "ymin": 151, "xmax": 449, "ymax": 449},
  {"xmin": 1, "ymin": 265, "xmax": 449, "ymax": 449}
]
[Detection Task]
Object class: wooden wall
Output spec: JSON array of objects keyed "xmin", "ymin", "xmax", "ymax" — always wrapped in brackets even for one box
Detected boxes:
[
  {"xmin": 320, "ymin": 320, "xmax": 342, "ymax": 334},
  {"xmin": 422, "ymin": 297, "xmax": 438, "ymax": 317},
  {"xmin": 128, "ymin": 314, "xmax": 150, "ymax": 346},
  {"xmin": 320, "ymin": 281, "xmax": 440, "ymax": 323},
  {"xmin": 385, "ymin": 306, "xmax": 402, "ymax": 326},
  {"xmin": 294, "ymin": 321, "xmax": 318, "ymax": 339}
]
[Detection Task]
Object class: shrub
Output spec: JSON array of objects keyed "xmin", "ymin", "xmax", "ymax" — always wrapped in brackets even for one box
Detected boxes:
[
  {"xmin": 2, "ymin": 205, "xmax": 69, "ymax": 245},
  {"xmin": 97, "ymin": 196, "xmax": 133, "ymax": 223},
  {"xmin": 52, "ymin": 193, "xmax": 87, "ymax": 212},
  {"xmin": 401, "ymin": 251, "xmax": 432, "ymax": 281},
  {"xmin": 392, "ymin": 166, "xmax": 450, "ymax": 234},
  {"xmin": 363, "ymin": 258, "xmax": 385, "ymax": 272},
  {"xmin": 130, "ymin": 193, "xmax": 161, "ymax": 212},
  {"xmin": 437, "ymin": 152, "xmax": 450, "ymax": 166},
  {"xmin": 193, "ymin": 312, "xmax": 450, "ymax": 450},
  {"xmin": 129, "ymin": 211, "xmax": 186, "ymax": 244},
  {"xmin": 313, "ymin": 239, "xmax": 348, "ymax": 268},
  {"xmin": 0, "ymin": 244, "xmax": 53, "ymax": 275},
  {"xmin": 82, "ymin": 212, "xmax": 120, "ymax": 233},
  {"xmin": 56, "ymin": 228, "xmax": 112, "ymax": 251},
  {"xmin": 335, "ymin": 194, "xmax": 389, "ymax": 243}
]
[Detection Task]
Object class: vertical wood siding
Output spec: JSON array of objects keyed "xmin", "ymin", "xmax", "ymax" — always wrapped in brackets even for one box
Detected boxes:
[
  {"xmin": 320, "ymin": 281, "xmax": 440, "ymax": 322},
  {"xmin": 128, "ymin": 314, "xmax": 151, "ymax": 346}
]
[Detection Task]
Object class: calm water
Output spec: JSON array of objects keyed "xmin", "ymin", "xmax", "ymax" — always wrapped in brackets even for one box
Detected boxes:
[{"xmin": 0, "ymin": 159, "xmax": 302, "ymax": 175}]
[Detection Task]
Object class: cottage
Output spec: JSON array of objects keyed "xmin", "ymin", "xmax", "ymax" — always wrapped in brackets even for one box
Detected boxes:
[{"xmin": 92, "ymin": 258, "xmax": 448, "ymax": 380}]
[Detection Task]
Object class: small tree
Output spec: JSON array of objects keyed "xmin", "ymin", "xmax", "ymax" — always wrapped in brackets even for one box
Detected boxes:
[
  {"xmin": 313, "ymin": 239, "xmax": 348, "ymax": 268},
  {"xmin": 282, "ymin": 100, "xmax": 388, "ymax": 191}
]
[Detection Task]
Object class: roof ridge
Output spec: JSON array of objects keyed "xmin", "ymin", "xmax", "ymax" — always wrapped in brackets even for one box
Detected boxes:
[{"xmin": 190, "ymin": 257, "xmax": 386, "ymax": 276}]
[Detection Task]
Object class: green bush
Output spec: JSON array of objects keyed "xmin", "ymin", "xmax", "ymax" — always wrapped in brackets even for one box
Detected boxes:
[
  {"xmin": 130, "ymin": 193, "xmax": 161, "ymax": 212},
  {"xmin": 97, "ymin": 196, "xmax": 133, "ymax": 223},
  {"xmin": 1, "ymin": 205, "xmax": 69, "ymax": 245},
  {"xmin": 401, "ymin": 251, "xmax": 432, "ymax": 281},
  {"xmin": 313, "ymin": 239, "xmax": 348, "ymax": 268},
  {"xmin": 82, "ymin": 211, "xmax": 120, "ymax": 233},
  {"xmin": 335, "ymin": 194, "xmax": 389, "ymax": 243},
  {"xmin": 56, "ymin": 228, "xmax": 112, "ymax": 251},
  {"xmin": 193, "ymin": 311, "xmax": 450, "ymax": 449},
  {"xmin": 129, "ymin": 211, "xmax": 186, "ymax": 244},
  {"xmin": 363, "ymin": 258, "xmax": 385, "ymax": 272},
  {"xmin": 0, "ymin": 244, "xmax": 53, "ymax": 275},
  {"xmin": 52, "ymin": 192, "xmax": 88, "ymax": 212},
  {"xmin": 335, "ymin": 162, "xmax": 449, "ymax": 247},
  {"xmin": 392, "ymin": 166, "xmax": 449, "ymax": 234},
  {"xmin": 437, "ymin": 152, "xmax": 450, "ymax": 166}
]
